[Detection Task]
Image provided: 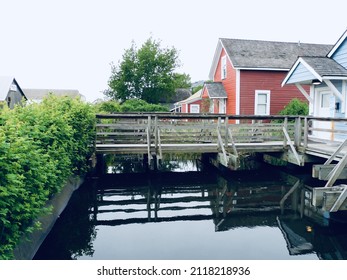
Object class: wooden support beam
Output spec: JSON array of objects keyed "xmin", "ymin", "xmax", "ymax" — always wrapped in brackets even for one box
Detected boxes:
[
  {"xmin": 217, "ymin": 119, "xmax": 228, "ymax": 166},
  {"xmin": 325, "ymin": 152, "xmax": 347, "ymax": 188},
  {"xmin": 324, "ymin": 79, "xmax": 344, "ymax": 102},
  {"xmin": 324, "ymin": 138, "xmax": 347, "ymax": 165},
  {"xmin": 280, "ymin": 180, "xmax": 301, "ymax": 212},
  {"xmin": 282, "ymin": 127, "xmax": 302, "ymax": 165},
  {"xmin": 313, "ymin": 164, "xmax": 347, "ymax": 180},
  {"xmin": 295, "ymin": 83, "xmax": 313, "ymax": 103},
  {"xmin": 330, "ymin": 185, "xmax": 347, "ymax": 212}
]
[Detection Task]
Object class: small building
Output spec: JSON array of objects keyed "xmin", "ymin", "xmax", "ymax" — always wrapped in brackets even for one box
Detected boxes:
[
  {"xmin": 23, "ymin": 88, "xmax": 85, "ymax": 103},
  {"xmin": 173, "ymin": 89, "xmax": 202, "ymax": 113},
  {"xmin": 206, "ymin": 38, "xmax": 332, "ymax": 116},
  {"xmin": 0, "ymin": 76, "xmax": 27, "ymax": 109},
  {"xmin": 282, "ymin": 29, "xmax": 347, "ymax": 141}
]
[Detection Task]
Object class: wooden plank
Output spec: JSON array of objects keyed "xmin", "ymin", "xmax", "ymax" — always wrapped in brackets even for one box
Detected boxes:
[{"xmin": 312, "ymin": 164, "xmax": 347, "ymax": 180}]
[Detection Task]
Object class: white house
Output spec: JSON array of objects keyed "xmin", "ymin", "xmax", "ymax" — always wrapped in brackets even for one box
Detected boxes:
[{"xmin": 282, "ymin": 30, "xmax": 347, "ymax": 141}]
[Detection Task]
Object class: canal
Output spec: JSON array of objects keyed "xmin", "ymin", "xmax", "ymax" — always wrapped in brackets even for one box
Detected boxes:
[{"xmin": 34, "ymin": 155, "xmax": 347, "ymax": 260}]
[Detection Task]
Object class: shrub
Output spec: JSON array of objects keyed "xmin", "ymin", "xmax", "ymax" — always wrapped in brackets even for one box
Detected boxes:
[
  {"xmin": 0, "ymin": 96, "xmax": 95, "ymax": 259},
  {"xmin": 120, "ymin": 99, "xmax": 169, "ymax": 112},
  {"xmin": 279, "ymin": 98, "xmax": 309, "ymax": 116}
]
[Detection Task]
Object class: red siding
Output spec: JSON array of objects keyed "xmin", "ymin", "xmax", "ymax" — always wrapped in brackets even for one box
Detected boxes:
[
  {"xmin": 213, "ymin": 49, "xmax": 237, "ymax": 115},
  {"xmin": 239, "ymin": 70, "xmax": 308, "ymax": 115}
]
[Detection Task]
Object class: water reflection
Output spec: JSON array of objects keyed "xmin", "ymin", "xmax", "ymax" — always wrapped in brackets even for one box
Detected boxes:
[{"xmin": 34, "ymin": 160, "xmax": 347, "ymax": 260}]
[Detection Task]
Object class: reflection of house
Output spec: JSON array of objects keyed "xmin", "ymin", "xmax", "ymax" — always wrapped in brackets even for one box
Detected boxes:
[
  {"xmin": 0, "ymin": 76, "xmax": 27, "ymax": 109},
  {"xmin": 23, "ymin": 88, "xmax": 85, "ymax": 103},
  {"xmin": 282, "ymin": 29, "xmax": 347, "ymax": 141},
  {"xmin": 205, "ymin": 38, "xmax": 331, "ymax": 115}
]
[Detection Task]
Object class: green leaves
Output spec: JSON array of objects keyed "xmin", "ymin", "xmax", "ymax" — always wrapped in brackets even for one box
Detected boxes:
[
  {"xmin": 0, "ymin": 95, "xmax": 95, "ymax": 259},
  {"xmin": 279, "ymin": 98, "xmax": 309, "ymax": 116},
  {"xmin": 106, "ymin": 37, "xmax": 191, "ymax": 104}
]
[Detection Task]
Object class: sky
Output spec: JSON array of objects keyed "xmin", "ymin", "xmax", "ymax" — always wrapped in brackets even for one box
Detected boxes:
[{"xmin": 0, "ymin": 0, "xmax": 347, "ymax": 102}]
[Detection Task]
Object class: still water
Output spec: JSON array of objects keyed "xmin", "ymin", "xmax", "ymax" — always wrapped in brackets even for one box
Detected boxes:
[{"xmin": 34, "ymin": 156, "xmax": 347, "ymax": 260}]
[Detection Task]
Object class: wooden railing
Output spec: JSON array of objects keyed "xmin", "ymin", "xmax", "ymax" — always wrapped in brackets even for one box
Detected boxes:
[
  {"xmin": 95, "ymin": 113, "xmax": 301, "ymax": 155},
  {"xmin": 95, "ymin": 113, "xmax": 347, "ymax": 167}
]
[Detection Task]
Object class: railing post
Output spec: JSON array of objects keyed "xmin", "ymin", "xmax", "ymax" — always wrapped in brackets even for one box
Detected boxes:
[
  {"xmin": 303, "ymin": 117, "xmax": 308, "ymax": 150},
  {"xmin": 294, "ymin": 116, "xmax": 302, "ymax": 149},
  {"xmin": 154, "ymin": 115, "xmax": 158, "ymax": 152},
  {"xmin": 225, "ymin": 116, "xmax": 228, "ymax": 149},
  {"xmin": 283, "ymin": 117, "xmax": 288, "ymax": 148},
  {"xmin": 147, "ymin": 115, "xmax": 152, "ymax": 165}
]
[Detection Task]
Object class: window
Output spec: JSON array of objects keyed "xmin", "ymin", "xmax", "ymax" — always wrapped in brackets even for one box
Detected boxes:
[
  {"xmin": 190, "ymin": 104, "xmax": 200, "ymax": 113},
  {"xmin": 219, "ymin": 99, "xmax": 226, "ymax": 114},
  {"xmin": 221, "ymin": 55, "xmax": 227, "ymax": 79},
  {"xmin": 321, "ymin": 93, "xmax": 330, "ymax": 108},
  {"xmin": 209, "ymin": 99, "xmax": 214, "ymax": 113},
  {"xmin": 255, "ymin": 90, "xmax": 270, "ymax": 115}
]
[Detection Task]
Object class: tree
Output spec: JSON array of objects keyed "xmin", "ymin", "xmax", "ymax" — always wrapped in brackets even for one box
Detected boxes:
[{"xmin": 106, "ymin": 38, "xmax": 190, "ymax": 104}]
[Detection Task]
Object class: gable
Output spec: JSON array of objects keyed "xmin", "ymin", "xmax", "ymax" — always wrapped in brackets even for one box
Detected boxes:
[
  {"xmin": 283, "ymin": 56, "xmax": 347, "ymax": 86},
  {"xmin": 285, "ymin": 60, "xmax": 318, "ymax": 84},
  {"xmin": 330, "ymin": 39, "xmax": 347, "ymax": 69},
  {"xmin": 0, "ymin": 76, "xmax": 26, "ymax": 101}
]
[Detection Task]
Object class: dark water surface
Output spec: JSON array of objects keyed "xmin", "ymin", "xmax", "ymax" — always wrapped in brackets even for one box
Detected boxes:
[{"xmin": 34, "ymin": 158, "xmax": 347, "ymax": 260}]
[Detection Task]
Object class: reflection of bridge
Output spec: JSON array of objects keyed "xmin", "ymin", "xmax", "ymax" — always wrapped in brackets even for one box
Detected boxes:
[
  {"xmin": 90, "ymin": 171, "xmax": 293, "ymax": 227},
  {"xmin": 89, "ymin": 171, "xmax": 347, "ymax": 259}
]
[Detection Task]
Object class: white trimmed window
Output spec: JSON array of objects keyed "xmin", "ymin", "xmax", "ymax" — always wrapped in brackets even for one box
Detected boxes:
[
  {"xmin": 219, "ymin": 99, "xmax": 226, "ymax": 114},
  {"xmin": 190, "ymin": 104, "xmax": 200, "ymax": 113},
  {"xmin": 221, "ymin": 55, "xmax": 227, "ymax": 79},
  {"xmin": 255, "ymin": 90, "xmax": 270, "ymax": 115}
]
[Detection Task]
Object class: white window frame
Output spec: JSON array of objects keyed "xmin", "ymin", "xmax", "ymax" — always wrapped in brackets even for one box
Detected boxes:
[
  {"xmin": 218, "ymin": 99, "xmax": 226, "ymax": 114},
  {"xmin": 221, "ymin": 55, "xmax": 227, "ymax": 79},
  {"xmin": 255, "ymin": 90, "xmax": 271, "ymax": 115},
  {"xmin": 190, "ymin": 104, "xmax": 200, "ymax": 114}
]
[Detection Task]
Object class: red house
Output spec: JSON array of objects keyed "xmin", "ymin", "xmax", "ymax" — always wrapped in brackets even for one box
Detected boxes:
[{"xmin": 203, "ymin": 38, "xmax": 332, "ymax": 115}]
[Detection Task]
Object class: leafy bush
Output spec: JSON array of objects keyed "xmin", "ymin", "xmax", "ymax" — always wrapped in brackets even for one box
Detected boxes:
[
  {"xmin": 0, "ymin": 96, "xmax": 95, "ymax": 259},
  {"xmin": 94, "ymin": 100, "xmax": 121, "ymax": 113},
  {"xmin": 279, "ymin": 98, "xmax": 309, "ymax": 116},
  {"xmin": 120, "ymin": 99, "xmax": 169, "ymax": 112}
]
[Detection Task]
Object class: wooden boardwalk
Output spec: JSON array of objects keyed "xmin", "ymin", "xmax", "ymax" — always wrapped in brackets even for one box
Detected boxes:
[{"xmin": 95, "ymin": 113, "xmax": 347, "ymax": 165}]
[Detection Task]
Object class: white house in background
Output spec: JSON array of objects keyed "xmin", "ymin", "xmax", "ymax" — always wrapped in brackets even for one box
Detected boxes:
[
  {"xmin": 282, "ymin": 29, "xmax": 347, "ymax": 141},
  {"xmin": 0, "ymin": 76, "xmax": 27, "ymax": 109},
  {"xmin": 23, "ymin": 88, "xmax": 86, "ymax": 103}
]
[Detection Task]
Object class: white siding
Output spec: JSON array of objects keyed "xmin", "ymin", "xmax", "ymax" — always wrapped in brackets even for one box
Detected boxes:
[{"xmin": 331, "ymin": 39, "xmax": 347, "ymax": 69}]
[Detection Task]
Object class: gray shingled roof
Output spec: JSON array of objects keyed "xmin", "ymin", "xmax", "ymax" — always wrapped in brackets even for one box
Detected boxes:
[
  {"xmin": 301, "ymin": 56, "xmax": 347, "ymax": 77},
  {"xmin": 23, "ymin": 89, "xmax": 82, "ymax": 100},
  {"xmin": 205, "ymin": 82, "xmax": 227, "ymax": 98},
  {"xmin": 220, "ymin": 38, "xmax": 333, "ymax": 69}
]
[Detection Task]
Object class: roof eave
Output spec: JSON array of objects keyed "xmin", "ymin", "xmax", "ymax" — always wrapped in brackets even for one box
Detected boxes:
[
  {"xmin": 237, "ymin": 67, "xmax": 289, "ymax": 71},
  {"xmin": 327, "ymin": 29, "xmax": 347, "ymax": 58},
  {"xmin": 282, "ymin": 57, "xmax": 322, "ymax": 86}
]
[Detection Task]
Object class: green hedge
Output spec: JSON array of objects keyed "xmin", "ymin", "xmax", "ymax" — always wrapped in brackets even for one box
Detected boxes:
[{"xmin": 0, "ymin": 96, "xmax": 95, "ymax": 259}]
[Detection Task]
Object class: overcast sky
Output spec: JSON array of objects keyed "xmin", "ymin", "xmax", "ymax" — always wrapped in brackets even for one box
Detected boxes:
[{"xmin": 0, "ymin": 0, "xmax": 347, "ymax": 102}]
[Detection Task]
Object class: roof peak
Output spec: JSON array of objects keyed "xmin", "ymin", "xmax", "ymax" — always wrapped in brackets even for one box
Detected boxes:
[{"xmin": 219, "ymin": 37, "xmax": 332, "ymax": 46}]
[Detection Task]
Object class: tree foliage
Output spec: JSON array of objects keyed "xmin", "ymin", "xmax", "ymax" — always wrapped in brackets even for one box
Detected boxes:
[
  {"xmin": 0, "ymin": 96, "xmax": 95, "ymax": 259},
  {"xmin": 106, "ymin": 38, "xmax": 190, "ymax": 104}
]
